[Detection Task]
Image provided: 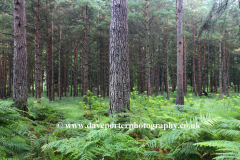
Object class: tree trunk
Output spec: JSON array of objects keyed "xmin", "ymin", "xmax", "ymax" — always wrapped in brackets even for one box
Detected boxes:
[
  {"xmin": 165, "ymin": 33, "xmax": 170, "ymax": 100},
  {"xmin": 83, "ymin": 5, "xmax": 89, "ymax": 101},
  {"xmin": 183, "ymin": 35, "xmax": 187, "ymax": 96},
  {"xmin": 51, "ymin": 12, "xmax": 55, "ymax": 101},
  {"xmin": 1, "ymin": 47, "xmax": 6, "ymax": 99},
  {"xmin": 35, "ymin": 0, "xmax": 42, "ymax": 101},
  {"xmin": 197, "ymin": 41, "xmax": 202, "ymax": 96},
  {"xmin": 145, "ymin": 0, "xmax": 151, "ymax": 96},
  {"xmin": 193, "ymin": 20, "xmax": 197, "ymax": 96},
  {"xmin": 58, "ymin": 6, "xmax": 62, "ymax": 100},
  {"xmin": 219, "ymin": 34, "xmax": 223, "ymax": 100},
  {"xmin": 202, "ymin": 42, "xmax": 206, "ymax": 91},
  {"xmin": 7, "ymin": 44, "xmax": 13, "ymax": 97},
  {"xmin": 109, "ymin": 0, "xmax": 130, "ymax": 116},
  {"xmin": 176, "ymin": 0, "xmax": 184, "ymax": 105},
  {"xmin": 13, "ymin": 0, "xmax": 28, "ymax": 110},
  {"xmin": 74, "ymin": 37, "xmax": 78, "ymax": 97},
  {"xmin": 223, "ymin": 38, "xmax": 227, "ymax": 95}
]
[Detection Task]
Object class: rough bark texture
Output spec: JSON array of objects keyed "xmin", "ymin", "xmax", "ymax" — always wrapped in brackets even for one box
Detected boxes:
[
  {"xmin": 109, "ymin": 0, "xmax": 130, "ymax": 116},
  {"xmin": 13, "ymin": 0, "xmax": 28, "ymax": 110},
  {"xmin": 176, "ymin": 0, "xmax": 184, "ymax": 105},
  {"xmin": 1, "ymin": 49, "xmax": 6, "ymax": 99},
  {"xmin": 7, "ymin": 44, "xmax": 13, "ymax": 97}
]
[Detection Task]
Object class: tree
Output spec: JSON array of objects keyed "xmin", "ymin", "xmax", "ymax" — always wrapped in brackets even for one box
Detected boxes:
[
  {"xmin": 176, "ymin": 0, "xmax": 184, "ymax": 105},
  {"xmin": 13, "ymin": 0, "xmax": 28, "ymax": 110},
  {"xmin": 109, "ymin": 0, "xmax": 130, "ymax": 116}
]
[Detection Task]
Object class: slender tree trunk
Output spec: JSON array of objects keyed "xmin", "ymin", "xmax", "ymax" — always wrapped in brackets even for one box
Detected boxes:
[
  {"xmin": 193, "ymin": 20, "xmax": 197, "ymax": 96},
  {"xmin": 109, "ymin": 0, "xmax": 130, "ymax": 116},
  {"xmin": 223, "ymin": 39, "xmax": 227, "ymax": 95},
  {"xmin": 13, "ymin": 0, "xmax": 28, "ymax": 110},
  {"xmin": 219, "ymin": 34, "xmax": 223, "ymax": 100},
  {"xmin": 210, "ymin": 47, "xmax": 213, "ymax": 92},
  {"xmin": 74, "ymin": 37, "xmax": 78, "ymax": 97},
  {"xmin": 145, "ymin": 0, "xmax": 151, "ymax": 96},
  {"xmin": 165, "ymin": 33, "xmax": 170, "ymax": 100},
  {"xmin": 155, "ymin": 43, "xmax": 160, "ymax": 96},
  {"xmin": 202, "ymin": 42, "xmax": 206, "ymax": 91},
  {"xmin": 172, "ymin": 51, "xmax": 176, "ymax": 93},
  {"xmin": 83, "ymin": 5, "xmax": 89, "ymax": 101},
  {"xmin": 70, "ymin": 42, "xmax": 73, "ymax": 97},
  {"xmin": 137, "ymin": 38, "xmax": 142, "ymax": 93},
  {"xmin": 7, "ymin": 44, "xmax": 13, "ymax": 97},
  {"xmin": 58, "ymin": 6, "xmax": 62, "ymax": 100},
  {"xmin": 176, "ymin": 0, "xmax": 184, "ymax": 105},
  {"xmin": 184, "ymin": 35, "xmax": 187, "ymax": 96},
  {"xmin": 1, "ymin": 48, "xmax": 6, "ymax": 99},
  {"xmin": 197, "ymin": 41, "xmax": 202, "ymax": 96},
  {"xmin": 46, "ymin": 3, "xmax": 51, "ymax": 100},
  {"xmin": 35, "ymin": 0, "xmax": 41, "ymax": 101},
  {"xmin": 51, "ymin": 12, "xmax": 55, "ymax": 101},
  {"xmin": 64, "ymin": 35, "xmax": 67, "ymax": 97}
]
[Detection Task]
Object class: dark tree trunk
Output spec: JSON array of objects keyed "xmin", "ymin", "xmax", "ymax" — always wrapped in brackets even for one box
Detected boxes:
[
  {"xmin": 197, "ymin": 42, "xmax": 202, "ymax": 96},
  {"xmin": 35, "ymin": 0, "xmax": 42, "ymax": 101},
  {"xmin": 183, "ymin": 35, "xmax": 187, "ymax": 96},
  {"xmin": 83, "ymin": 5, "xmax": 89, "ymax": 101},
  {"xmin": 219, "ymin": 34, "xmax": 223, "ymax": 100},
  {"xmin": 51, "ymin": 12, "xmax": 55, "ymax": 101},
  {"xmin": 74, "ymin": 37, "xmax": 78, "ymax": 97},
  {"xmin": 7, "ymin": 44, "xmax": 13, "ymax": 97},
  {"xmin": 202, "ymin": 42, "xmax": 206, "ymax": 91},
  {"xmin": 145, "ymin": 0, "xmax": 151, "ymax": 96},
  {"xmin": 13, "ymin": 0, "xmax": 28, "ymax": 110},
  {"xmin": 176, "ymin": 0, "xmax": 184, "ymax": 105},
  {"xmin": 223, "ymin": 39, "xmax": 227, "ymax": 95},
  {"xmin": 109, "ymin": 0, "xmax": 130, "ymax": 116},
  {"xmin": 1, "ymin": 48, "xmax": 6, "ymax": 99},
  {"xmin": 165, "ymin": 33, "xmax": 170, "ymax": 100},
  {"xmin": 58, "ymin": 6, "xmax": 62, "ymax": 100}
]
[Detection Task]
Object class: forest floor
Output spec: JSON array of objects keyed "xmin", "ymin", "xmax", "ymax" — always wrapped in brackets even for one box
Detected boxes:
[{"xmin": 1, "ymin": 90, "xmax": 240, "ymax": 159}]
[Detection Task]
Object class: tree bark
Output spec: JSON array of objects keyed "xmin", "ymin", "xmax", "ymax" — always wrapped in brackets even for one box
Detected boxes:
[
  {"xmin": 35, "ymin": 0, "xmax": 42, "ymax": 101},
  {"xmin": 109, "ymin": 0, "xmax": 130, "ymax": 116},
  {"xmin": 193, "ymin": 20, "xmax": 197, "ymax": 96},
  {"xmin": 197, "ymin": 41, "xmax": 202, "ymax": 96},
  {"xmin": 51, "ymin": 12, "xmax": 55, "ymax": 101},
  {"xmin": 176, "ymin": 0, "xmax": 184, "ymax": 105},
  {"xmin": 165, "ymin": 33, "xmax": 170, "ymax": 100},
  {"xmin": 145, "ymin": 0, "xmax": 151, "ymax": 96},
  {"xmin": 13, "ymin": 0, "xmax": 28, "ymax": 110},
  {"xmin": 58, "ymin": 6, "xmax": 62, "ymax": 100},
  {"xmin": 202, "ymin": 42, "xmax": 206, "ymax": 91},
  {"xmin": 83, "ymin": 5, "xmax": 89, "ymax": 101},
  {"xmin": 219, "ymin": 34, "xmax": 223, "ymax": 100}
]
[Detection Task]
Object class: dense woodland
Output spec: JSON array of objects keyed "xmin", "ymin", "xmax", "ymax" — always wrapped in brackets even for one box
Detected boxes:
[{"xmin": 1, "ymin": 0, "xmax": 240, "ymax": 159}]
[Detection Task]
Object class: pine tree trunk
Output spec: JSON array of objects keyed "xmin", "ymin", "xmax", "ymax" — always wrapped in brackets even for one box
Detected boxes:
[
  {"xmin": 83, "ymin": 5, "xmax": 89, "ymax": 101},
  {"xmin": 46, "ymin": 3, "xmax": 51, "ymax": 100},
  {"xmin": 219, "ymin": 34, "xmax": 223, "ymax": 100},
  {"xmin": 1, "ymin": 48, "xmax": 6, "ymax": 99},
  {"xmin": 223, "ymin": 39, "xmax": 227, "ymax": 95},
  {"xmin": 145, "ymin": 0, "xmax": 151, "ymax": 96},
  {"xmin": 51, "ymin": 12, "xmax": 55, "ymax": 101},
  {"xmin": 109, "ymin": 0, "xmax": 130, "ymax": 116},
  {"xmin": 13, "ymin": 0, "xmax": 28, "ymax": 110},
  {"xmin": 184, "ymin": 35, "xmax": 187, "ymax": 96},
  {"xmin": 197, "ymin": 41, "xmax": 202, "ymax": 96},
  {"xmin": 193, "ymin": 20, "xmax": 197, "ymax": 96},
  {"xmin": 176, "ymin": 0, "xmax": 184, "ymax": 105},
  {"xmin": 165, "ymin": 33, "xmax": 170, "ymax": 99},
  {"xmin": 202, "ymin": 42, "xmax": 206, "ymax": 91},
  {"xmin": 35, "ymin": 0, "xmax": 42, "ymax": 101},
  {"xmin": 58, "ymin": 6, "xmax": 62, "ymax": 100},
  {"xmin": 7, "ymin": 44, "xmax": 13, "ymax": 97},
  {"xmin": 74, "ymin": 37, "xmax": 78, "ymax": 97}
]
